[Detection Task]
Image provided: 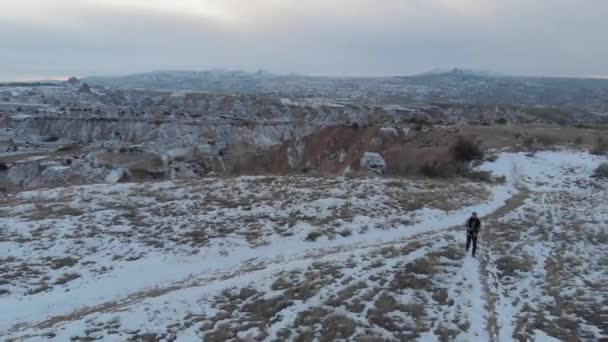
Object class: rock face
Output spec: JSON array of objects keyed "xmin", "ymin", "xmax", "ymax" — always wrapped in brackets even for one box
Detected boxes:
[
  {"xmin": 2, "ymin": 77, "xmax": 608, "ymax": 190},
  {"xmin": 268, "ymin": 125, "xmax": 406, "ymax": 175},
  {"xmin": 1, "ymin": 159, "xmax": 107, "ymax": 189},
  {"xmin": 6, "ymin": 163, "xmax": 40, "ymax": 186},
  {"xmin": 1, "ymin": 84, "xmax": 559, "ymax": 151}
]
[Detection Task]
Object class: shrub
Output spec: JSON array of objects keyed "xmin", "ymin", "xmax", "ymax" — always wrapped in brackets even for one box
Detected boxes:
[
  {"xmin": 420, "ymin": 160, "xmax": 467, "ymax": 178},
  {"xmin": 450, "ymin": 137, "xmax": 484, "ymax": 162},
  {"xmin": 463, "ymin": 170, "xmax": 493, "ymax": 183},
  {"xmin": 338, "ymin": 229, "xmax": 352, "ymax": 237},
  {"xmin": 305, "ymin": 231, "xmax": 323, "ymax": 242},
  {"xmin": 494, "ymin": 175, "xmax": 507, "ymax": 184},
  {"xmin": 54, "ymin": 273, "xmax": 81, "ymax": 285},
  {"xmin": 590, "ymin": 137, "xmax": 608, "ymax": 156},
  {"xmin": 574, "ymin": 136, "xmax": 584, "ymax": 145},
  {"xmin": 495, "ymin": 118, "xmax": 508, "ymax": 125},
  {"xmin": 50, "ymin": 256, "xmax": 78, "ymax": 269},
  {"xmin": 420, "ymin": 161, "xmax": 444, "ymax": 178},
  {"xmin": 592, "ymin": 163, "xmax": 608, "ymax": 178},
  {"xmin": 523, "ymin": 136, "xmax": 536, "ymax": 149},
  {"xmin": 536, "ymin": 134, "xmax": 558, "ymax": 147},
  {"xmin": 521, "ymin": 135, "xmax": 558, "ymax": 150}
]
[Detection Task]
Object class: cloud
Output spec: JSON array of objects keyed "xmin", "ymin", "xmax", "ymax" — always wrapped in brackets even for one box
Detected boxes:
[{"xmin": 0, "ymin": 0, "xmax": 606, "ymax": 80}]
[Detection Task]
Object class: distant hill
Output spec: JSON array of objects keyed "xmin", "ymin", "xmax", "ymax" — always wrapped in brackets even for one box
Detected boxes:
[
  {"xmin": 83, "ymin": 69, "xmax": 608, "ymax": 110},
  {"xmin": 416, "ymin": 68, "xmax": 505, "ymax": 78}
]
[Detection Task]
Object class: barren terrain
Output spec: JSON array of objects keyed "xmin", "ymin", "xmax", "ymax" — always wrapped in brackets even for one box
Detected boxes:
[{"xmin": 2, "ymin": 151, "xmax": 606, "ymax": 341}]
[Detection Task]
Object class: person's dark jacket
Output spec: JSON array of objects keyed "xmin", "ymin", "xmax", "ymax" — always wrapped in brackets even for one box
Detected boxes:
[{"xmin": 467, "ymin": 217, "xmax": 481, "ymax": 237}]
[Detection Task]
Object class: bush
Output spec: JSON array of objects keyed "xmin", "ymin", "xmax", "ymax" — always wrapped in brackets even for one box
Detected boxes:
[
  {"xmin": 495, "ymin": 118, "xmax": 508, "ymax": 125},
  {"xmin": 590, "ymin": 137, "xmax": 608, "ymax": 155},
  {"xmin": 522, "ymin": 136, "xmax": 535, "ymax": 149},
  {"xmin": 338, "ymin": 229, "xmax": 352, "ymax": 237},
  {"xmin": 521, "ymin": 135, "xmax": 558, "ymax": 150},
  {"xmin": 450, "ymin": 137, "xmax": 484, "ymax": 162},
  {"xmin": 463, "ymin": 170, "xmax": 493, "ymax": 183},
  {"xmin": 536, "ymin": 134, "xmax": 558, "ymax": 147},
  {"xmin": 305, "ymin": 231, "xmax": 323, "ymax": 242},
  {"xmin": 420, "ymin": 161, "xmax": 443, "ymax": 178},
  {"xmin": 420, "ymin": 160, "xmax": 467, "ymax": 178},
  {"xmin": 592, "ymin": 163, "xmax": 608, "ymax": 178}
]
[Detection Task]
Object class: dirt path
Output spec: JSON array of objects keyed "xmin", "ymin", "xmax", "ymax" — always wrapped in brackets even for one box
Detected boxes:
[{"xmin": 478, "ymin": 188, "xmax": 531, "ymax": 342}]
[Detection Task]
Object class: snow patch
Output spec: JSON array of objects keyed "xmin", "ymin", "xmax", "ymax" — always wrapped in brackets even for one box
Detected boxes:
[
  {"xmin": 379, "ymin": 127, "xmax": 397, "ymax": 136},
  {"xmin": 477, "ymin": 150, "xmax": 603, "ymax": 191},
  {"xmin": 105, "ymin": 168, "xmax": 127, "ymax": 183},
  {"xmin": 360, "ymin": 152, "xmax": 386, "ymax": 173}
]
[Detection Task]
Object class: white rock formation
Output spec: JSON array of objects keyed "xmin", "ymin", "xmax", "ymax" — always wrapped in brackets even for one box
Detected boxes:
[{"xmin": 360, "ymin": 152, "xmax": 386, "ymax": 174}]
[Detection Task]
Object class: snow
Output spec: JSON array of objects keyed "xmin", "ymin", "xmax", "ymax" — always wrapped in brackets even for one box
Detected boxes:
[
  {"xmin": 0, "ymin": 181, "xmax": 514, "ymax": 339},
  {"xmin": 2, "ymin": 150, "xmax": 607, "ymax": 340},
  {"xmin": 458, "ymin": 256, "xmax": 490, "ymax": 341},
  {"xmin": 379, "ymin": 127, "xmax": 398, "ymax": 136},
  {"xmin": 10, "ymin": 114, "xmax": 34, "ymax": 120},
  {"xmin": 22, "ymin": 156, "xmax": 49, "ymax": 162},
  {"xmin": 477, "ymin": 150, "xmax": 604, "ymax": 191},
  {"xmin": 165, "ymin": 146, "xmax": 197, "ymax": 161}
]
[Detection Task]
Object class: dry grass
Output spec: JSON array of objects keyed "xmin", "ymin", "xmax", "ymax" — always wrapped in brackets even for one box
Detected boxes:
[
  {"xmin": 54, "ymin": 273, "xmax": 81, "ymax": 285},
  {"xmin": 24, "ymin": 205, "xmax": 84, "ymax": 221},
  {"xmin": 495, "ymin": 256, "xmax": 534, "ymax": 278},
  {"xmin": 49, "ymin": 257, "xmax": 79, "ymax": 270}
]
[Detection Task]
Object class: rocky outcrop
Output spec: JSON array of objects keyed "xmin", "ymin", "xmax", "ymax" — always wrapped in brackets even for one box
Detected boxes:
[
  {"xmin": 360, "ymin": 152, "xmax": 386, "ymax": 174},
  {"xmin": 6, "ymin": 163, "xmax": 40, "ymax": 186},
  {"xmin": 268, "ymin": 125, "xmax": 407, "ymax": 175},
  {"xmin": 67, "ymin": 77, "xmax": 81, "ymax": 85},
  {"xmin": 78, "ymin": 83, "xmax": 92, "ymax": 94}
]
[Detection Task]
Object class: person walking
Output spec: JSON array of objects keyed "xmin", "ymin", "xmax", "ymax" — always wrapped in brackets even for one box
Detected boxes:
[{"xmin": 466, "ymin": 212, "xmax": 481, "ymax": 257}]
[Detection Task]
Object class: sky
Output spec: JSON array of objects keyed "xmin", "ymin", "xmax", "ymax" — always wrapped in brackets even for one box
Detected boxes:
[{"xmin": 1, "ymin": 0, "xmax": 607, "ymax": 81}]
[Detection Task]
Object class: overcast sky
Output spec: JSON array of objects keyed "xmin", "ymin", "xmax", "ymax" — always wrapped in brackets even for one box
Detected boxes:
[{"xmin": 1, "ymin": 0, "xmax": 607, "ymax": 80}]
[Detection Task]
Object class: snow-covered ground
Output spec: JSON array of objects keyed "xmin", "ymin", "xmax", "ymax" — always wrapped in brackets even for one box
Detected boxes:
[{"xmin": 1, "ymin": 151, "xmax": 607, "ymax": 341}]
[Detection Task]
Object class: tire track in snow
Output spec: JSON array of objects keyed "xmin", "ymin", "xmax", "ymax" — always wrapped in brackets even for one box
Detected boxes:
[
  {"xmin": 438, "ymin": 188, "xmax": 530, "ymax": 342},
  {"xmin": 478, "ymin": 188, "xmax": 530, "ymax": 342}
]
